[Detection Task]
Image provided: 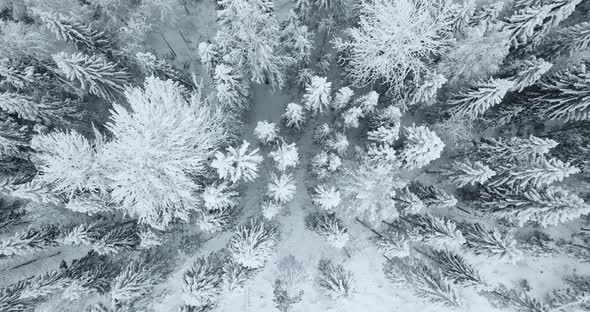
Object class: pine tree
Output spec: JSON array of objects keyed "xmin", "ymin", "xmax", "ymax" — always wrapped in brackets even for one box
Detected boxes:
[
  {"xmin": 477, "ymin": 135, "xmax": 558, "ymax": 163},
  {"xmin": 31, "ymin": 130, "xmax": 105, "ymax": 198},
  {"xmin": 530, "ymin": 66, "xmax": 590, "ymax": 122},
  {"xmin": 312, "ymin": 184, "xmax": 341, "ymax": 212},
  {"xmin": 280, "ymin": 12, "xmax": 313, "ymax": 63},
  {"xmin": 354, "ymin": 91, "xmax": 379, "ymax": 114},
  {"xmin": 398, "ymin": 214, "xmax": 466, "ymax": 249},
  {"xmin": 489, "ymin": 156, "xmax": 579, "ymax": 189},
  {"xmin": 332, "ymin": 86, "xmax": 354, "ymax": 111},
  {"xmin": 419, "ymin": 247, "xmax": 486, "ymax": 286},
  {"xmin": 110, "ymin": 252, "xmax": 170, "ymax": 304},
  {"xmin": 261, "ymin": 200, "xmax": 284, "ymax": 220},
  {"xmin": 305, "ymin": 212, "xmax": 349, "ymax": 249},
  {"xmin": 302, "ymin": 76, "xmax": 332, "ymax": 115},
  {"xmin": 480, "ymin": 186, "xmax": 590, "ymax": 227},
  {"xmin": 37, "ymin": 11, "xmax": 111, "ymax": 54},
  {"xmin": 333, "ymin": 0, "xmax": 454, "ymax": 94},
  {"xmin": 228, "ymin": 218, "xmax": 278, "ymax": 269},
  {"xmin": 408, "ymin": 72, "xmax": 447, "ymax": 106},
  {"xmin": 326, "ymin": 132, "xmax": 349, "ymax": 155},
  {"xmin": 198, "ymin": 42, "xmax": 218, "ymax": 75},
  {"xmin": 487, "ymin": 285, "xmax": 548, "ymax": 312},
  {"xmin": 182, "ymin": 253, "xmax": 223, "ymax": 308},
  {"xmin": 461, "ymin": 222, "xmax": 523, "ymax": 264},
  {"xmin": 214, "ymin": 63, "xmax": 250, "ymax": 110},
  {"xmin": 311, "ymin": 151, "xmax": 342, "ymax": 179},
  {"xmin": 384, "ymin": 257, "xmax": 462, "ymax": 307},
  {"xmin": 92, "ymin": 222, "xmax": 140, "ymax": 256},
  {"xmin": 468, "ymin": 1, "xmax": 504, "ymax": 29},
  {"xmin": 341, "ymin": 107, "xmax": 364, "ymax": 129},
  {"xmin": 201, "ymin": 182, "xmax": 238, "ymax": 211},
  {"xmin": 510, "ymin": 57, "xmax": 552, "ymax": 92},
  {"xmin": 254, "ymin": 121, "xmax": 279, "ymax": 144},
  {"xmin": 542, "ymin": 21, "xmax": 590, "ymax": 57},
  {"xmin": 135, "ymin": 52, "xmax": 193, "ymax": 88},
  {"xmin": 317, "ymin": 259, "xmax": 354, "ymax": 299},
  {"xmin": 52, "ymin": 52, "xmax": 129, "ymax": 100},
  {"xmin": 0, "ymin": 225, "xmax": 60, "ymax": 257},
  {"xmin": 269, "ymin": 141, "xmax": 299, "ymax": 172},
  {"xmin": 449, "ymin": 78, "xmax": 515, "ymax": 119},
  {"xmin": 282, "ymin": 103, "xmax": 305, "ymax": 129},
  {"xmin": 407, "ymin": 182, "xmax": 457, "ymax": 209},
  {"xmin": 0, "ymin": 58, "xmax": 36, "ymax": 89},
  {"xmin": 505, "ymin": 0, "xmax": 582, "ymax": 49},
  {"xmin": 211, "ymin": 140, "xmax": 263, "ymax": 183},
  {"xmin": 267, "ymin": 172, "xmax": 296, "ymax": 204},
  {"xmin": 443, "ymin": 160, "xmax": 497, "ymax": 187},
  {"xmin": 399, "ymin": 124, "xmax": 445, "ymax": 169}
]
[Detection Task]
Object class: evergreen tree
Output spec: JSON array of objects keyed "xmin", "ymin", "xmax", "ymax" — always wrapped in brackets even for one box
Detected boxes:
[
  {"xmin": 408, "ymin": 72, "xmax": 447, "ymax": 106},
  {"xmin": 331, "ymin": 86, "xmax": 354, "ymax": 111},
  {"xmin": 52, "ymin": 52, "xmax": 129, "ymax": 100},
  {"xmin": 460, "ymin": 222, "xmax": 523, "ymax": 264},
  {"xmin": 317, "ymin": 259, "xmax": 354, "ymax": 299},
  {"xmin": 542, "ymin": 21, "xmax": 590, "ymax": 57},
  {"xmin": 305, "ymin": 212, "xmax": 349, "ymax": 249},
  {"xmin": 302, "ymin": 76, "xmax": 332, "ymax": 115},
  {"xmin": 398, "ymin": 214, "xmax": 466, "ymax": 249},
  {"xmin": 419, "ymin": 247, "xmax": 486, "ymax": 286},
  {"xmin": 201, "ymin": 182, "xmax": 238, "ymax": 211},
  {"xmin": 198, "ymin": 41, "xmax": 218, "ymax": 76},
  {"xmin": 280, "ymin": 12, "xmax": 313, "ymax": 63},
  {"xmin": 254, "ymin": 120, "xmax": 279, "ymax": 144},
  {"xmin": 213, "ymin": 63, "xmax": 250, "ymax": 110},
  {"xmin": 449, "ymin": 78, "xmax": 515, "ymax": 119},
  {"xmin": 480, "ymin": 186, "xmax": 590, "ymax": 227},
  {"xmin": 487, "ymin": 285, "xmax": 548, "ymax": 312},
  {"xmin": 530, "ymin": 65, "xmax": 590, "ymax": 122},
  {"xmin": 399, "ymin": 124, "xmax": 445, "ymax": 169},
  {"xmin": 135, "ymin": 52, "xmax": 193, "ymax": 88},
  {"xmin": 477, "ymin": 135, "xmax": 558, "ymax": 163},
  {"xmin": 282, "ymin": 103, "xmax": 305, "ymax": 129},
  {"xmin": 269, "ymin": 141, "xmax": 300, "ymax": 172},
  {"xmin": 443, "ymin": 160, "xmax": 497, "ymax": 187},
  {"xmin": 354, "ymin": 91, "xmax": 379, "ymax": 114},
  {"xmin": 510, "ymin": 57, "xmax": 552, "ymax": 92},
  {"xmin": 0, "ymin": 224, "xmax": 60, "ymax": 257},
  {"xmin": 182, "ymin": 253, "xmax": 223, "ymax": 308},
  {"xmin": 37, "ymin": 11, "xmax": 111, "ymax": 54},
  {"xmin": 489, "ymin": 156, "xmax": 579, "ymax": 189},
  {"xmin": 0, "ymin": 58, "xmax": 36, "ymax": 90},
  {"xmin": 311, "ymin": 184, "xmax": 341, "ymax": 212},
  {"xmin": 261, "ymin": 200, "xmax": 284, "ymax": 220},
  {"xmin": 228, "ymin": 218, "xmax": 278, "ymax": 269},
  {"xmin": 407, "ymin": 182, "xmax": 457, "ymax": 209},
  {"xmin": 267, "ymin": 172, "xmax": 296, "ymax": 204},
  {"xmin": 110, "ymin": 251, "xmax": 170, "ymax": 304},
  {"xmin": 211, "ymin": 140, "xmax": 263, "ymax": 183}
]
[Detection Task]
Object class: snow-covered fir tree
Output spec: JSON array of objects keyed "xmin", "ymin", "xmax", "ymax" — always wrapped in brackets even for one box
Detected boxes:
[
  {"xmin": 302, "ymin": 76, "xmax": 332, "ymax": 115},
  {"xmin": 305, "ymin": 212, "xmax": 350, "ymax": 249},
  {"xmin": 135, "ymin": 52, "xmax": 193, "ymax": 88},
  {"xmin": 182, "ymin": 253, "xmax": 223, "ymax": 308},
  {"xmin": 201, "ymin": 182, "xmax": 238, "ymax": 211},
  {"xmin": 228, "ymin": 218, "xmax": 279, "ymax": 269},
  {"xmin": 267, "ymin": 172, "xmax": 296, "ymax": 204},
  {"xmin": 311, "ymin": 184, "xmax": 341, "ymax": 212},
  {"xmin": 399, "ymin": 124, "xmax": 444, "ymax": 169},
  {"xmin": 489, "ymin": 156, "xmax": 579, "ymax": 189},
  {"xmin": 214, "ymin": 63, "xmax": 250, "ymax": 110},
  {"xmin": 510, "ymin": 57, "xmax": 553, "ymax": 92},
  {"xmin": 254, "ymin": 121, "xmax": 279, "ymax": 144},
  {"xmin": 261, "ymin": 200, "xmax": 284, "ymax": 220},
  {"xmin": 449, "ymin": 78, "xmax": 515, "ymax": 119},
  {"xmin": 354, "ymin": 91, "xmax": 379, "ymax": 114},
  {"xmin": 325, "ymin": 132, "xmax": 349, "ymax": 155},
  {"xmin": 317, "ymin": 259, "xmax": 354, "ymax": 299},
  {"xmin": 282, "ymin": 103, "xmax": 306, "ymax": 129},
  {"xmin": 311, "ymin": 151, "xmax": 342, "ymax": 179},
  {"xmin": 269, "ymin": 141, "xmax": 300, "ymax": 172},
  {"xmin": 443, "ymin": 160, "xmax": 497, "ymax": 188},
  {"xmin": 341, "ymin": 107, "xmax": 364, "ymax": 129},
  {"xmin": 280, "ymin": 12, "xmax": 314, "ymax": 63},
  {"xmin": 542, "ymin": 21, "xmax": 590, "ymax": 57},
  {"xmin": 408, "ymin": 72, "xmax": 447, "ymax": 106},
  {"xmin": 477, "ymin": 135, "xmax": 558, "ymax": 164},
  {"xmin": 198, "ymin": 41, "xmax": 218, "ymax": 75},
  {"xmin": 37, "ymin": 11, "xmax": 111, "ymax": 54},
  {"xmin": 460, "ymin": 222, "xmax": 523, "ymax": 264},
  {"xmin": 211, "ymin": 140, "xmax": 263, "ymax": 183},
  {"xmin": 52, "ymin": 52, "xmax": 129, "ymax": 100}
]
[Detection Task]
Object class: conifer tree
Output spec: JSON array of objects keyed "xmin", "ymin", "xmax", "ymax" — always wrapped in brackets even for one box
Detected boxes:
[
  {"xmin": 228, "ymin": 218, "xmax": 278, "ymax": 269},
  {"xmin": 267, "ymin": 172, "xmax": 296, "ymax": 204},
  {"xmin": 331, "ymin": 86, "xmax": 354, "ymax": 111},
  {"xmin": 311, "ymin": 184, "xmax": 341, "ymax": 212},
  {"xmin": 449, "ymin": 78, "xmax": 515, "ymax": 119},
  {"xmin": 0, "ymin": 225, "xmax": 60, "ymax": 257},
  {"xmin": 510, "ymin": 57, "xmax": 552, "ymax": 92},
  {"xmin": 398, "ymin": 214, "xmax": 466, "ymax": 249},
  {"xmin": 214, "ymin": 63, "xmax": 250, "ymax": 110},
  {"xmin": 269, "ymin": 141, "xmax": 300, "ymax": 172},
  {"xmin": 201, "ymin": 182, "xmax": 238, "ymax": 211},
  {"xmin": 110, "ymin": 252, "xmax": 170, "ymax": 304},
  {"xmin": 280, "ymin": 12, "xmax": 313, "ymax": 63},
  {"xmin": 302, "ymin": 76, "xmax": 332, "ymax": 115},
  {"xmin": 0, "ymin": 58, "xmax": 36, "ymax": 90},
  {"xmin": 254, "ymin": 121, "xmax": 279, "ymax": 144},
  {"xmin": 182, "ymin": 253, "xmax": 223, "ymax": 308},
  {"xmin": 37, "ymin": 11, "xmax": 111, "ymax": 54},
  {"xmin": 198, "ymin": 41, "xmax": 218, "ymax": 75},
  {"xmin": 211, "ymin": 141, "xmax": 263, "ymax": 183},
  {"xmin": 542, "ymin": 21, "xmax": 590, "ymax": 57},
  {"xmin": 317, "ymin": 259, "xmax": 354, "ymax": 299},
  {"xmin": 408, "ymin": 72, "xmax": 447, "ymax": 106},
  {"xmin": 407, "ymin": 182, "xmax": 457, "ymax": 209},
  {"xmin": 530, "ymin": 65, "xmax": 590, "ymax": 122},
  {"xmin": 443, "ymin": 160, "xmax": 497, "ymax": 187},
  {"xmin": 460, "ymin": 222, "xmax": 523, "ymax": 264},
  {"xmin": 419, "ymin": 247, "xmax": 486, "ymax": 286},
  {"xmin": 399, "ymin": 124, "xmax": 444, "ymax": 169},
  {"xmin": 52, "ymin": 52, "xmax": 129, "ymax": 100},
  {"xmin": 282, "ymin": 103, "xmax": 305, "ymax": 129},
  {"xmin": 477, "ymin": 135, "xmax": 558, "ymax": 163},
  {"xmin": 480, "ymin": 186, "xmax": 590, "ymax": 227},
  {"xmin": 305, "ymin": 212, "xmax": 349, "ymax": 249},
  {"xmin": 489, "ymin": 156, "xmax": 579, "ymax": 189},
  {"xmin": 135, "ymin": 52, "xmax": 193, "ymax": 88}
]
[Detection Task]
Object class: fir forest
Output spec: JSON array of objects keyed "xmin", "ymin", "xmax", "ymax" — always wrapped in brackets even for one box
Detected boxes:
[{"xmin": 0, "ymin": 0, "xmax": 590, "ymax": 311}]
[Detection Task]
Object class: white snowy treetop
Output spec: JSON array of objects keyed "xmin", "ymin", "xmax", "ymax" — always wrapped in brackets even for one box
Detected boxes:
[
  {"xmin": 445, "ymin": 160, "xmax": 496, "ymax": 187},
  {"xmin": 254, "ymin": 120, "xmax": 279, "ymax": 144},
  {"xmin": 510, "ymin": 57, "xmax": 552, "ymax": 92},
  {"xmin": 103, "ymin": 77, "xmax": 229, "ymax": 229},
  {"xmin": 228, "ymin": 218, "xmax": 278, "ymax": 269},
  {"xmin": 303, "ymin": 76, "xmax": 332, "ymax": 114},
  {"xmin": 409, "ymin": 72, "xmax": 447, "ymax": 106},
  {"xmin": 267, "ymin": 172, "xmax": 296, "ymax": 204},
  {"xmin": 449, "ymin": 78, "xmax": 515, "ymax": 120},
  {"xmin": 368, "ymin": 125, "xmax": 400, "ymax": 144},
  {"xmin": 354, "ymin": 91, "xmax": 379, "ymax": 114},
  {"xmin": 211, "ymin": 140, "xmax": 263, "ymax": 183},
  {"xmin": 399, "ymin": 124, "xmax": 445, "ymax": 169},
  {"xmin": 269, "ymin": 141, "xmax": 300, "ymax": 171},
  {"xmin": 333, "ymin": 0, "xmax": 454, "ymax": 94},
  {"xmin": 198, "ymin": 41, "xmax": 218, "ymax": 74},
  {"xmin": 312, "ymin": 184, "xmax": 342, "ymax": 211},
  {"xmin": 490, "ymin": 156, "xmax": 580, "ymax": 189},
  {"xmin": 326, "ymin": 133, "xmax": 349, "ymax": 155},
  {"xmin": 181, "ymin": 255, "xmax": 222, "ymax": 307},
  {"xmin": 261, "ymin": 200, "xmax": 284, "ymax": 220},
  {"xmin": 283, "ymin": 103, "xmax": 306, "ymax": 129},
  {"xmin": 202, "ymin": 182, "xmax": 239, "ymax": 211},
  {"xmin": 214, "ymin": 63, "xmax": 249, "ymax": 109},
  {"xmin": 342, "ymin": 107, "xmax": 364, "ymax": 129},
  {"xmin": 332, "ymin": 86, "xmax": 354, "ymax": 110}
]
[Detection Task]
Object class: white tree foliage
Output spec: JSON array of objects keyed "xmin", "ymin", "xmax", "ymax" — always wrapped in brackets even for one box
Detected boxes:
[
  {"xmin": 228, "ymin": 218, "xmax": 279, "ymax": 269},
  {"xmin": 269, "ymin": 141, "xmax": 300, "ymax": 172},
  {"xmin": 478, "ymin": 135, "xmax": 558, "ymax": 163},
  {"xmin": 490, "ymin": 157, "xmax": 579, "ymax": 189},
  {"xmin": 201, "ymin": 182, "xmax": 238, "ymax": 211},
  {"xmin": 214, "ymin": 63, "xmax": 250, "ymax": 110},
  {"xmin": 211, "ymin": 141, "xmax": 263, "ymax": 183},
  {"xmin": 332, "ymin": 86, "xmax": 354, "ymax": 111},
  {"xmin": 254, "ymin": 121, "xmax": 279, "ymax": 144},
  {"xmin": 282, "ymin": 103, "xmax": 305, "ymax": 129},
  {"xmin": 399, "ymin": 124, "xmax": 445, "ymax": 169},
  {"xmin": 408, "ymin": 72, "xmax": 447, "ymax": 106},
  {"xmin": 510, "ymin": 57, "xmax": 552, "ymax": 92},
  {"xmin": 449, "ymin": 78, "xmax": 515, "ymax": 119},
  {"xmin": 198, "ymin": 41, "xmax": 218, "ymax": 75},
  {"xmin": 102, "ymin": 77, "xmax": 229, "ymax": 228},
  {"xmin": 267, "ymin": 172, "xmax": 296, "ymax": 204},
  {"xmin": 302, "ymin": 76, "xmax": 332, "ymax": 115},
  {"xmin": 317, "ymin": 259, "xmax": 354, "ymax": 299},
  {"xmin": 261, "ymin": 200, "xmax": 284, "ymax": 220},
  {"xmin": 312, "ymin": 184, "xmax": 342, "ymax": 212},
  {"xmin": 444, "ymin": 160, "xmax": 497, "ymax": 187},
  {"xmin": 37, "ymin": 11, "xmax": 110, "ymax": 53},
  {"xmin": 333, "ymin": 0, "xmax": 454, "ymax": 94},
  {"xmin": 52, "ymin": 52, "xmax": 129, "ymax": 100},
  {"xmin": 182, "ymin": 254, "xmax": 222, "ymax": 308}
]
